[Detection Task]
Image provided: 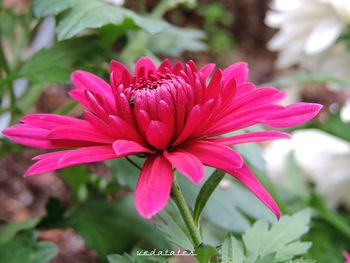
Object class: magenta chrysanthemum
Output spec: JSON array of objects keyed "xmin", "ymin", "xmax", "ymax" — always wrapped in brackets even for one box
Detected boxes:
[{"xmin": 2, "ymin": 57, "xmax": 322, "ymax": 219}]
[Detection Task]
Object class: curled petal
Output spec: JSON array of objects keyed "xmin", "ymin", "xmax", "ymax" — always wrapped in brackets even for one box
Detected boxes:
[
  {"xmin": 135, "ymin": 156, "xmax": 173, "ymax": 218},
  {"xmin": 135, "ymin": 56, "xmax": 157, "ymax": 78}
]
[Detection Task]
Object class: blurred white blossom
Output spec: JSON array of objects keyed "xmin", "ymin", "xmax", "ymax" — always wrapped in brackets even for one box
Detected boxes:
[
  {"xmin": 266, "ymin": 0, "xmax": 350, "ymax": 68},
  {"xmin": 264, "ymin": 129, "xmax": 350, "ymax": 210}
]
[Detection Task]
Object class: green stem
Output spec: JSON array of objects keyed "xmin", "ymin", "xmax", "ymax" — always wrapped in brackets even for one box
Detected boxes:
[{"xmin": 172, "ymin": 174, "xmax": 202, "ymax": 247}]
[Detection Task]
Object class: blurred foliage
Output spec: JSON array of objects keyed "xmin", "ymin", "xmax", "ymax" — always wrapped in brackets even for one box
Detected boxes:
[
  {"xmin": 197, "ymin": 2, "xmax": 235, "ymax": 53},
  {"xmin": 1, "ymin": 0, "xmax": 350, "ymax": 262}
]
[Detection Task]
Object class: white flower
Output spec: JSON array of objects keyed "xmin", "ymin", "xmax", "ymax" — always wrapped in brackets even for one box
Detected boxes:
[
  {"xmin": 266, "ymin": 0, "xmax": 350, "ymax": 68},
  {"xmin": 264, "ymin": 129, "xmax": 350, "ymax": 210}
]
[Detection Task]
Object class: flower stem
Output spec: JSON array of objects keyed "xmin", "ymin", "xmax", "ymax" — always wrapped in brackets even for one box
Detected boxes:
[{"xmin": 172, "ymin": 174, "xmax": 202, "ymax": 247}]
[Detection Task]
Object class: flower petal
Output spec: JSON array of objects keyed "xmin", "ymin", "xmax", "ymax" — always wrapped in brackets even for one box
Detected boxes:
[
  {"xmin": 48, "ymin": 125, "xmax": 114, "ymax": 144},
  {"xmin": 183, "ymin": 140, "xmax": 243, "ymax": 170},
  {"xmin": 222, "ymin": 62, "xmax": 249, "ymax": 86},
  {"xmin": 112, "ymin": 139, "xmax": 152, "ymax": 157},
  {"xmin": 71, "ymin": 70, "xmax": 112, "ymax": 95},
  {"xmin": 135, "ymin": 155, "xmax": 173, "ymax": 218},
  {"xmin": 260, "ymin": 102, "xmax": 323, "ymax": 128},
  {"xmin": 20, "ymin": 114, "xmax": 88, "ymax": 129},
  {"xmin": 3, "ymin": 124, "xmax": 54, "ymax": 148},
  {"xmin": 135, "ymin": 57, "xmax": 157, "ymax": 78},
  {"xmin": 211, "ymin": 131, "xmax": 291, "ymax": 145},
  {"xmin": 229, "ymin": 164, "xmax": 280, "ymax": 219},
  {"xmin": 146, "ymin": 120, "xmax": 172, "ymax": 150},
  {"xmin": 25, "ymin": 146, "xmax": 116, "ymax": 176},
  {"xmin": 164, "ymin": 150, "xmax": 204, "ymax": 184}
]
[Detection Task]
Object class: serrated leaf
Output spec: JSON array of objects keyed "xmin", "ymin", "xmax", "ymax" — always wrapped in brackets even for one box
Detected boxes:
[
  {"xmin": 195, "ymin": 245, "xmax": 219, "ymax": 263},
  {"xmin": 33, "ymin": 0, "xmax": 168, "ymax": 40},
  {"xmin": 0, "ymin": 231, "xmax": 58, "ymax": 263},
  {"xmin": 19, "ymin": 37, "xmax": 102, "ymax": 84},
  {"xmin": 156, "ymin": 199, "xmax": 194, "ymax": 250},
  {"xmin": 221, "ymin": 233, "xmax": 245, "ymax": 263},
  {"xmin": 147, "ymin": 25, "xmax": 207, "ymax": 56},
  {"xmin": 243, "ymin": 210, "xmax": 312, "ymax": 262},
  {"xmin": 193, "ymin": 170, "xmax": 225, "ymax": 226}
]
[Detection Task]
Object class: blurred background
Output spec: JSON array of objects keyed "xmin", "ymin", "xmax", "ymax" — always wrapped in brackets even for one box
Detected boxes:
[{"xmin": 1, "ymin": 0, "xmax": 350, "ymax": 262}]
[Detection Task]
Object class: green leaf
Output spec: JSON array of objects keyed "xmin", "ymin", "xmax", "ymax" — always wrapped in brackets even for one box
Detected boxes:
[
  {"xmin": 243, "ymin": 210, "xmax": 312, "ymax": 262},
  {"xmin": 60, "ymin": 196, "xmax": 170, "ymax": 262},
  {"xmin": 147, "ymin": 25, "xmax": 207, "ymax": 56},
  {"xmin": 0, "ymin": 217, "xmax": 41, "ymax": 244},
  {"xmin": 193, "ymin": 170, "xmax": 225, "ymax": 226},
  {"xmin": 0, "ymin": 231, "xmax": 58, "ymax": 263},
  {"xmin": 108, "ymin": 157, "xmax": 144, "ymax": 189},
  {"xmin": 195, "ymin": 245, "xmax": 219, "ymax": 263},
  {"xmin": 19, "ymin": 37, "xmax": 103, "ymax": 84},
  {"xmin": 218, "ymin": 210, "xmax": 312, "ymax": 263},
  {"xmin": 221, "ymin": 233, "xmax": 245, "ymax": 263},
  {"xmin": 61, "ymin": 165, "xmax": 90, "ymax": 201},
  {"xmin": 156, "ymin": 199, "xmax": 194, "ymax": 250},
  {"xmin": 179, "ymin": 172, "xmax": 275, "ymax": 233},
  {"xmin": 33, "ymin": 0, "xmax": 168, "ymax": 40}
]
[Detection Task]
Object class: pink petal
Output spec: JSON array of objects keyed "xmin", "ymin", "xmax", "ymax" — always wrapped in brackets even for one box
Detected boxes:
[
  {"xmin": 58, "ymin": 145, "xmax": 116, "ymax": 167},
  {"xmin": 71, "ymin": 70, "xmax": 112, "ymax": 96},
  {"xmin": 135, "ymin": 155, "xmax": 173, "ymax": 218},
  {"xmin": 112, "ymin": 139, "xmax": 152, "ymax": 157},
  {"xmin": 222, "ymin": 62, "xmax": 249, "ymax": 86},
  {"xmin": 172, "ymin": 105, "xmax": 201, "ymax": 146},
  {"xmin": 146, "ymin": 120, "xmax": 172, "ymax": 150},
  {"xmin": 110, "ymin": 60, "xmax": 132, "ymax": 83},
  {"xmin": 231, "ymin": 87, "xmax": 286, "ymax": 111},
  {"xmin": 135, "ymin": 57, "xmax": 157, "ymax": 78},
  {"xmin": 210, "ymin": 131, "xmax": 291, "ymax": 145},
  {"xmin": 3, "ymin": 124, "xmax": 54, "ymax": 149},
  {"xmin": 48, "ymin": 125, "xmax": 114, "ymax": 144},
  {"xmin": 164, "ymin": 150, "xmax": 204, "ymax": 184},
  {"xmin": 261, "ymin": 103, "xmax": 323, "ymax": 128},
  {"xmin": 20, "ymin": 114, "xmax": 88, "ymax": 129},
  {"xmin": 199, "ymin": 63, "xmax": 216, "ymax": 79},
  {"xmin": 108, "ymin": 115, "xmax": 145, "ymax": 144},
  {"xmin": 183, "ymin": 140, "xmax": 243, "ymax": 170},
  {"xmin": 229, "ymin": 164, "xmax": 280, "ymax": 219},
  {"xmin": 207, "ymin": 105, "xmax": 285, "ymax": 136},
  {"xmin": 25, "ymin": 146, "xmax": 116, "ymax": 176}
]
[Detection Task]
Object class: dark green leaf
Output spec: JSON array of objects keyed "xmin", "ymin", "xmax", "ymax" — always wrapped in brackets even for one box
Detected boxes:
[
  {"xmin": 193, "ymin": 169, "xmax": 225, "ymax": 226},
  {"xmin": 33, "ymin": 0, "xmax": 168, "ymax": 40},
  {"xmin": 19, "ymin": 37, "xmax": 103, "ymax": 84},
  {"xmin": 0, "ymin": 231, "xmax": 58, "ymax": 263},
  {"xmin": 60, "ymin": 196, "xmax": 170, "ymax": 262},
  {"xmin": 0, "ymin": 217, "xmax": 41, "ymax": 244}
]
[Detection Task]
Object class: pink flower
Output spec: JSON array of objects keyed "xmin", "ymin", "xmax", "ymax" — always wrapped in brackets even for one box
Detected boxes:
[
  {"xmin": 2, "ymin": 57, "xmax": 322, "ymax": 219},
  {"xmin": 344, "ymin": 252, "xmax": 350, "ymax": 263}
]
